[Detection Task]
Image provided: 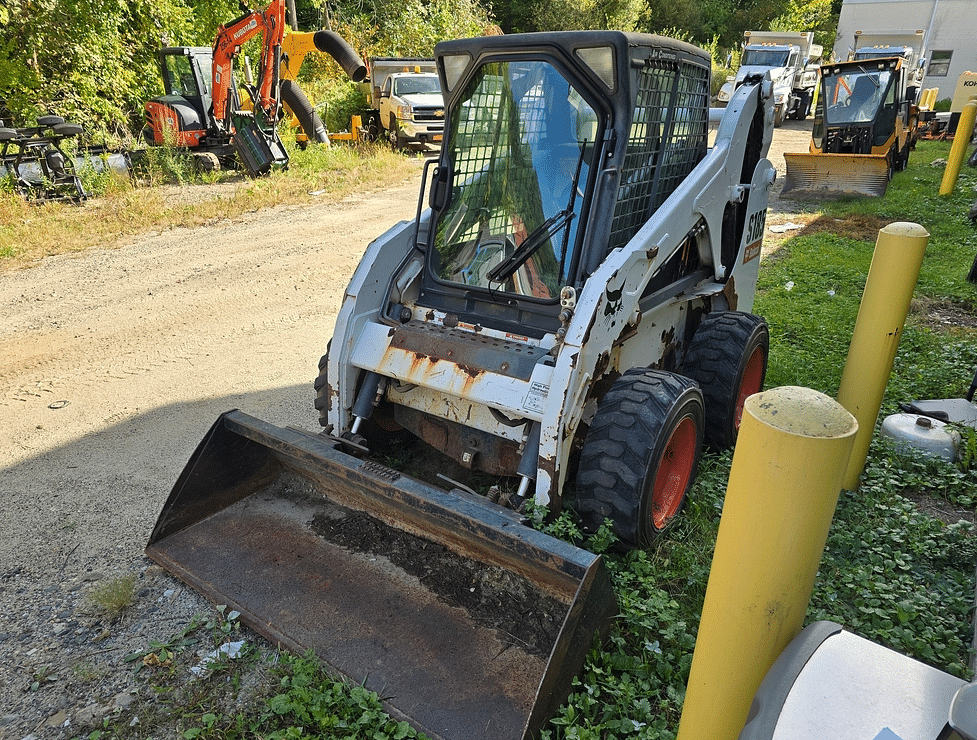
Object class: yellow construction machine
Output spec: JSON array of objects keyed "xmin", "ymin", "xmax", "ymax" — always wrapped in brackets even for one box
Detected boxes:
[{"xmin": 783, "ymin": 56, "xmax": 918, "ymax": 197}]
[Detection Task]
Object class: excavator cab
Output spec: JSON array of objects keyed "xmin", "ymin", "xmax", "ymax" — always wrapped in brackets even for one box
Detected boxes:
[{"xmin": 144, "ymin": 47, "xmax": 238, "ymax": 167}]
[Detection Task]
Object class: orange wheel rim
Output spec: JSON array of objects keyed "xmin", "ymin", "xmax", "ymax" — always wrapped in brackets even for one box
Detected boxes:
[
  {"xmin": 734, "ymin": 346, "xmax": 765, "ymax": 431},
  {"xmin": 651, "ymin": 417, "xmax": 698, "ymax": 529}
]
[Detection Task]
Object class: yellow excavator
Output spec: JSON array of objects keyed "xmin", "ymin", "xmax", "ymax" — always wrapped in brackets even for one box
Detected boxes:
[{"xmin": 783, "ymin": 56, "xmax": 918, "ymax": 197}]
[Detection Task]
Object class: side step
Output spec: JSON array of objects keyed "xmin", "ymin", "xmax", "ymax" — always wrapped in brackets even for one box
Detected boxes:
[{"xmin": 147, "ymin": 410, "xmax": 617, "ymax": 740}]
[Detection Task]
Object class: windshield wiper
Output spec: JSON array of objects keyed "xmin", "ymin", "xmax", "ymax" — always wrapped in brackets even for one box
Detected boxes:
[
  {"xmin": 485, "ymin": 142, "xmax": 587, "ymax": 285},
  {"xmin": 485, "ymin": 208, "xmax": 575, "ymax": 284}
]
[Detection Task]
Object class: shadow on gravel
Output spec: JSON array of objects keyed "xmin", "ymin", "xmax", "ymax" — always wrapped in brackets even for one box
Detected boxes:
[{"xmin": 0, "ymin": 382, "xmax": 322, "ymax": 738}]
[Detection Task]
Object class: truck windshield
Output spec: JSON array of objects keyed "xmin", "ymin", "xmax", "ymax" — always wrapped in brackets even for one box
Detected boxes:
[
  {"xmin": 394, "ymin": 76, "xmax": 441, "ymax": 95},
  {"xmin": 741, "ymin": 49, "xmax": 790, "ymax": 67},
  {"xmin": 823, "ymin": 69, "xmax": 892, "ymax": 124},
  {"xmin": 431, "ymin": 60, "xmax": 597, "ymax": 300}
]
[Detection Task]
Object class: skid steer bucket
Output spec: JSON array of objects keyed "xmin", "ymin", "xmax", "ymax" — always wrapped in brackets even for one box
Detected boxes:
[
  {"xmin": 782, "ymin": 151, "xmax": 890, "ymax": 198},
  {"xmin": 147, "ymin": 410, "xmax": 617, "ymax": 740}
]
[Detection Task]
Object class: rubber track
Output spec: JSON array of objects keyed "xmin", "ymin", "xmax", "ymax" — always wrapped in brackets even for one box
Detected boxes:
[
  {"xmin": 683, "ymin": 311, "xmax": 767, "ymax": 450},
  {"xmin": 576, "ymin": 368, "xmax": 702, "ymax": 547}
]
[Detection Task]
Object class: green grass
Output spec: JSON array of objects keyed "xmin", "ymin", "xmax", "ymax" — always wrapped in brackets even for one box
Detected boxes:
[
  {"xmin": 81, "ymin": 139, "xmax": 977, "ymax": 740},
  {"xmin": 0, "ymin": 139, "xmax": 417, "ymax": 274}
]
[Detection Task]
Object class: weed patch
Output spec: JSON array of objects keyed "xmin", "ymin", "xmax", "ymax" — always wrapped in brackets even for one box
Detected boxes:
[{"xmin": 87, "ymin": 573, "xmax": 137, "ymax": 622}]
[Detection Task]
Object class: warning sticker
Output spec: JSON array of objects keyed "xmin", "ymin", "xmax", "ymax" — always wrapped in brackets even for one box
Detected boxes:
[{"xmin": 523, "ymin": 381, "xmax": 549, "ymax": 414}]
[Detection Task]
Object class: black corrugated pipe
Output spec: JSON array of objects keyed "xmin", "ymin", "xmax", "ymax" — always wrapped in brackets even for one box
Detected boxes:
[
  {"xmin": 280, "ymin": 80, "xmax": 329, "ymax": 144},
  {"xmin": 313, "ymin": 30, "xmax": 368, "ymax": 82}
]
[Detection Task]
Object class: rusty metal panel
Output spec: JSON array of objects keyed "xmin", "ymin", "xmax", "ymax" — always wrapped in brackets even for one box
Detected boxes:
[
  {"xmin": 147, "ymin": 410, "xmax": 617, "ymax": 740},
  {"xmin": 349, "ymin": 321, "xmax": 554, "ymax": 421},
  {"xmin": 782, "ymin": 152, "xmax": 890, "ymax": 198}
]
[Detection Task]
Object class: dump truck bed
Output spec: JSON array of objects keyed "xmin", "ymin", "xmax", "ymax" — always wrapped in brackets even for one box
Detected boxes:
[{"xmin": 147, "ymin": 410, "xmax": 616, "ymax": 740}]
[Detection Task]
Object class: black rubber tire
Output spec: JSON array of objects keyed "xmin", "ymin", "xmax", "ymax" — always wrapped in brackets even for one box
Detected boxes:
[
  {"xmin": 798, "ymin": 92, "xmax": 811, "ymax": 120},
  {"xmin": 683, "ymin": 311, "xmax": 769, "ymax": 451},
  {"xmin": 280, "ymin": 79, "xmax": 329, "ymax": 145},
  {"xmin": 574, "ymin": 369, "xmax": 704, "ymax": 549},
  {"xmin": 314, "ymin": 343, "xmax": 332, "ymax": 428},
  {"xmin": 37, "ymin": 115, "xmax": 65, "ymax": 127}
]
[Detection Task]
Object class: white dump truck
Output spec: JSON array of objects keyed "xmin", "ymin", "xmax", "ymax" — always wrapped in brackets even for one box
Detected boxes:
[
  {"xmin": 716, "ymin": 30, "xmax": 822, "ymax": 126},
  {"xmin": 850, "ymin": 29, "xmax": 926, "ymax": 101}
]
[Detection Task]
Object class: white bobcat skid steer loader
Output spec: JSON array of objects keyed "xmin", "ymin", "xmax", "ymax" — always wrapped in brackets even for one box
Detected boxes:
[
  {"xmin": 321, "ymin": 31, "xmax": 775, "ymax": 543},
  {"xmin": 148, "ymin": 31, "xmax": 774, "ymax": 740}
]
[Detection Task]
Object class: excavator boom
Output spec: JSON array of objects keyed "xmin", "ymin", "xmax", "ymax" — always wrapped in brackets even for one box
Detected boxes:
[{"xmin": 211, "ymin": 0, "xmax": 286, "ymax": 129}]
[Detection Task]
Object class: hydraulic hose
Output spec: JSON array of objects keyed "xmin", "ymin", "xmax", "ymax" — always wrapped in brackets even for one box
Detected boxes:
[{"xmin": 280, "ymin": 79, "xmax": 329, "ymax": 144}]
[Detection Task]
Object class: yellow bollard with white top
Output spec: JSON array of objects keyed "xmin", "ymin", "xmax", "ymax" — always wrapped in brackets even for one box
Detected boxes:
[
  {"xmin": 836, "ymin": 222, "xmax": 929, "ymax": 489},
  {"xmin": 676, "ymin": 386, "xmax": 857, "ymax": 740},
  {"xmin": 939, "ymin": 101, "xmax": 977, "ymax": 196}
]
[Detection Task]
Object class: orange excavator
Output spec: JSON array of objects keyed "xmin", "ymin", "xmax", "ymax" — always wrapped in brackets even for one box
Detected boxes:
[{"xmin": 144, "ymin": 1, "xmax": 365, "ymax": 175}]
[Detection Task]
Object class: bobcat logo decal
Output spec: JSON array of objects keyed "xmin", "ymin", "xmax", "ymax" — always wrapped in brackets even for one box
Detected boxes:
[{"xmin": 604, "ymin": 284, "xmax": 624, "ymax": 316}]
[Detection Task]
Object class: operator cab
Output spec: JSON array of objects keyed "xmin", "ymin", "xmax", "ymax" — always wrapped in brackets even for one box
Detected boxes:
[
  {"xmin": 157, "ymin": 47, "xmax": 215, "ymax": 124},
  {"xmin": 814, "ymin": 58, "xmax": 905, "ymax": 153},
  {"xmin": 413, "ymin": 32, "xmax": 711, "ymax": 340}
]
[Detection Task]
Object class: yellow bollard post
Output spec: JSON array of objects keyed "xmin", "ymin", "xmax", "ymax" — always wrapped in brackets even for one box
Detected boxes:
[
  {"xmin": 940, "ymin": 101, "xmax": 977, "ymax": 196},
  {"xmin": 836, "ymin": 222, "xmax": 929, "ymax": 489},
  {"xmin": 676, "ymin": 387, "xmax": 857, "ymax": 740}
]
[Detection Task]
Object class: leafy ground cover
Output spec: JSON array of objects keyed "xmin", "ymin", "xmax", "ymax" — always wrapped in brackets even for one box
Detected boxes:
[{"xmin": 73, "ymin": 139, "xmax": 977, "ymax": 740}]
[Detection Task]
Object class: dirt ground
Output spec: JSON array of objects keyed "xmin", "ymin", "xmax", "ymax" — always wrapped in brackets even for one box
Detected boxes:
[{"xmin": 0, "ymin": 119, "xmax": 815, "ymax": 739}]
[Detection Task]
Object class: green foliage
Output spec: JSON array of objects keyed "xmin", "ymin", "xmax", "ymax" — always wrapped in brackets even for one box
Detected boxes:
[
  {"xmin": 810, "ymin": 484, "xmax": 976, "ymax": 677},
  {"xmin": 331, "ymin": 0, "xmax": 494, "ymax": 59},
  {"xmin": 769, "ymin": 0, "xmax": 839, "ymax": 51},
  {"xmin": 0, "ymin": 0, "xmax": 238, "ymax": 132},
  {"xmin": 174, "ymin": 651, "xmax": 426, "ymax": 739},
  {"xmin": 260, "ymin": 656, "xmax": 423, "ymax": 739}
]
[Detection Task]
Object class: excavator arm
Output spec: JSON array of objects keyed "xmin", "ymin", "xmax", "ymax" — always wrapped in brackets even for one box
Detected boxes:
[{"xmin": 211, "ymin": 0, "xmax": 286, "ymax": 131}]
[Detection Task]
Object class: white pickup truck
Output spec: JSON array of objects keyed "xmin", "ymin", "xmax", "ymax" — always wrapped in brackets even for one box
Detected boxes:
[{"xmin": 365, "ymin": 57, "xmax": 445, "ymax": 150}]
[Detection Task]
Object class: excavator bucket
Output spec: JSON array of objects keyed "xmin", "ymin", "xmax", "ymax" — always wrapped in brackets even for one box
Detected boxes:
[
  {"xmin": 782, "ymin": 151, "xmax": 891, "ymax": 198},
  {"xmin": 147, "ymin": 410, "xmax": 617, "ymax": 740}
]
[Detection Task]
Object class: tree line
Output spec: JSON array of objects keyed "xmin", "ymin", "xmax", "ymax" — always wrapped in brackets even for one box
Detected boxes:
[{"xmin": 0, "ymin": 0, "xmax": 840, "ymax": 139}]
